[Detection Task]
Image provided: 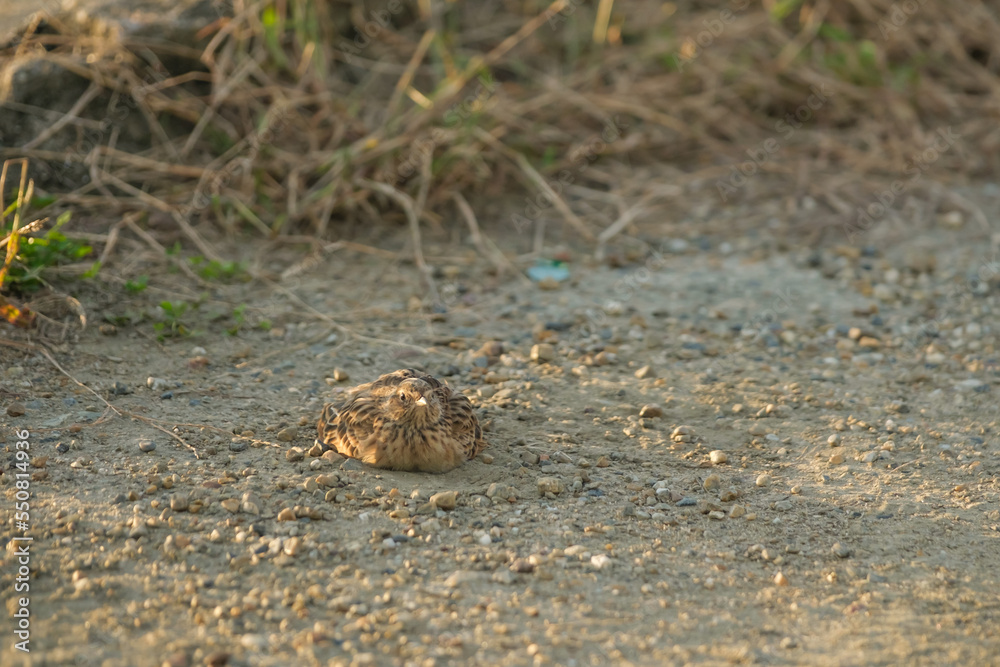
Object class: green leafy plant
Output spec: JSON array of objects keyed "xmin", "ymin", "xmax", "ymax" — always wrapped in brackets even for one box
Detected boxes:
[
  {"xmin": 770, "ymin": 0, "xmax": 805, "ymax": 21},
  {"xmin": 261, "ymin": 4, "xmax": 289, "ymax": 69},
  {"xmin": 188, "ymin": 256, "xmax": 249, "ymax": 282},
  {"xmin": 227, "ymin": 302, "xmax": 271, "ymax": 335},
  {"xmin": 1, "ymin": 210, "xmax": 93, "ymax": 292},
  {"xmin": 82, "ymin": 261, "xmax": 102, "ymax": 278},
  {"xmin": 104, "ymin": 310, "xmax": 145, "ymax": 327},
  {"xmin": 125, "ymin": 275, "xmax": 149, "ymax": 292},
  {"xmin": 811, "ymin": 27, "xmax": 883, "ymax": 87},
  {"xmin": 154, "ymin": 300, "xmax": 191, "ymax": 339}
]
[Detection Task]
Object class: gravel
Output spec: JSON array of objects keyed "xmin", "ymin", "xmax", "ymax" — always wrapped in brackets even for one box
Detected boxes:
[{"xmin": 5, "ymin": 220, "xmax": 1000, "ymax": 666}]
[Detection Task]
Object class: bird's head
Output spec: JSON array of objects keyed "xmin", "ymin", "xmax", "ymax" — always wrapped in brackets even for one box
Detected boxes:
[{"xmin": 388, "ymin": 378, "xmax": 441, "ymax": 424}]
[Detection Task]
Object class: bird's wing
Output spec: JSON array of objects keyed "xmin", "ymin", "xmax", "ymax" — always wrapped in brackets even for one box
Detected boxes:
[
  {"xmin": 316, "ymin": 395, "xmax": 382, "ymax": 460},
  {"xmin": 442, "ymin": 388, "xmax": 487, "ymax": 460}
]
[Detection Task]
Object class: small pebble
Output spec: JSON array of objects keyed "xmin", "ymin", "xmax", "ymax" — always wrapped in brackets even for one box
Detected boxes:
[
  {"xmin": 147, "ymin": 377, "xmax": 169, "ymax": 391},
  {"xmin": 774, "ymin": 572, "xmax": 789, "ymax": 586},
  {"xmin": 187, "ymin": 356, "xmax": 210, "ymax": 370},
  {"xmin": 220, "ymin": 499, "xmax": 240, "ymax": 513},
  {"xmin": 285, "ymin": 448, "xmax": 304, "ymax": 462},
  {"xmin": 430, "ymin": 490, "xmax": 458, "ymax": 510},
  {"xmin": 709, "ymin": 450, "xmax": 728, "ymax": 464},
  {"xmin": 486, "ymin": 483, "xmax": 518, "ymax": 500},
  {"xmin": 276, "ymin": 427, "xmax": 298, "ymax": 442},
  {"xmin": 537, "ymin": 477, "xmax": 565, "ymax": 496},
  {"xmin": 492, "ymin": 569, "xmax": 516, "ymax": 584},
  {"xmin": 7, "ymin": 403, "xmax": 26, "ymax": 417},
  {"xmin": 138, "ymin": 439, "xmax": 156, "ymax": 453},
  {"xmin": 755, "ymin": 474, "xmax": 771, "ymax": 488},
  {"xmin": 828, "ymin": 452, "xmax": 845, "ymax": 465},
  {"xmin": 520, "ymin": 451, "xmax": 540, "ymax": 465},
  {"xmin": 204, "ymin": 651, "xmax": 229, "ymax": 667},
  {"xmin": 510, "ymin": 558, "xmax": 535, "ymax": 573},
  {"xmin": 590, "ymin": 554, "xmax": 611, "ymax": 569},
  {"xmin": 333, "ymin": 369, "xmax": 350, "ymax": 382},
  {"xmin": 634, "ymin": 365, "xmax": 654, "ymax": 379},
  {"xmin": 831, "ymin": 542, "xmax": 852, "ymax": 559},
  {"xmin": 638, "ymin": 404, "xmax": 663, "ymax": 418},
  {"xmin": 955, "ymin": 379, "xmax": 986, "ymax": 392},
  {"xmin": 170, "ymin": 495, "xmax": 189, "ymax": 512},
  {"xmin": 316, "ymin": 474, "xmax": 337, "ymax": 488},
  {"xmin": 444, "ymin": 571, "xmax": 481, "ymax": 588},
  {"xmin": 594, "ymin": 351, "xmax": 616, "ymax": 365},
  {"xmin": 241, "ymin": 493, "xmax": 262, "ymax": 514},
  {"xmin": 530, "ymin": 344, "xmax": 555, "ymax": 363}
]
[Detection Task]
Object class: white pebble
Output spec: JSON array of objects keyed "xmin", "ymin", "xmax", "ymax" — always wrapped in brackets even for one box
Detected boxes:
[{"xmin": 590, "ymin": 554, "xmax": 611, "ymax": 569}]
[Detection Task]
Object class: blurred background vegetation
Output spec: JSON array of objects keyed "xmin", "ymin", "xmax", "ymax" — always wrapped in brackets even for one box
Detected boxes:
[{"xmin": 0, "ymin": 0, "xmax": 997, "ymax": 324}]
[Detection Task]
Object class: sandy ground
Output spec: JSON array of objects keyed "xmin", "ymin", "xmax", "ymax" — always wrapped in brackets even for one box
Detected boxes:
[{"xmin": 2, "ymin": 207, "xmax": 1000, "ymax": 666}]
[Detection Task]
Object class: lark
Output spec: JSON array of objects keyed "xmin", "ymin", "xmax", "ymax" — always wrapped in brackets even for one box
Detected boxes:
[{"xmin": 316, "ymin": 369, "xmax": 488, "ymax": 473}]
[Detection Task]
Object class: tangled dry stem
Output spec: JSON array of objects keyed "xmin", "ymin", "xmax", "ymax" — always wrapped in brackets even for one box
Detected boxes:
[{"xmin": 0, "ymin": 0, "xmax": 997, "ymax": 289}]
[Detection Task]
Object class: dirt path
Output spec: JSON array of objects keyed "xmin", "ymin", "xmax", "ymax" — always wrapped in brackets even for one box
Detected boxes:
[{"xmin": 2, "ymin": 216, "xmax": 1000, "ymax": 666}]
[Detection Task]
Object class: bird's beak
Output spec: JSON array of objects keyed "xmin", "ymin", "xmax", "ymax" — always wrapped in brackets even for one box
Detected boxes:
[{"xmin": 415, "ymin": 396, "xmax": 428, "ymax": 406}]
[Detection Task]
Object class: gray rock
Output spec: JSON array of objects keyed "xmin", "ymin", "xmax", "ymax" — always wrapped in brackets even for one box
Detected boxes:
[{"xmin": 340, "ymin": 458, "xmax": 365, "ymax": 472}]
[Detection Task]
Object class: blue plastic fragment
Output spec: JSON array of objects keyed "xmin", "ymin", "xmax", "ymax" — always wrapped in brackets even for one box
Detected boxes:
[{"xmin": 527, "ymin": 261, "xmax": 570, "ymax": 283}]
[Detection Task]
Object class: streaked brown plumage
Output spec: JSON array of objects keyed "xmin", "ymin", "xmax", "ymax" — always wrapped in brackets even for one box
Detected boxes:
[{"xmin": 316, "ymin": 369, "xmax": 487, "ymax": 473}]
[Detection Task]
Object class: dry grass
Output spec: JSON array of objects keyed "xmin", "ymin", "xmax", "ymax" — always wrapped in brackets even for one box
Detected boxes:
[{"xmin": 1, "ymin": 0, "xmax": 998, "ymax": 270}]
